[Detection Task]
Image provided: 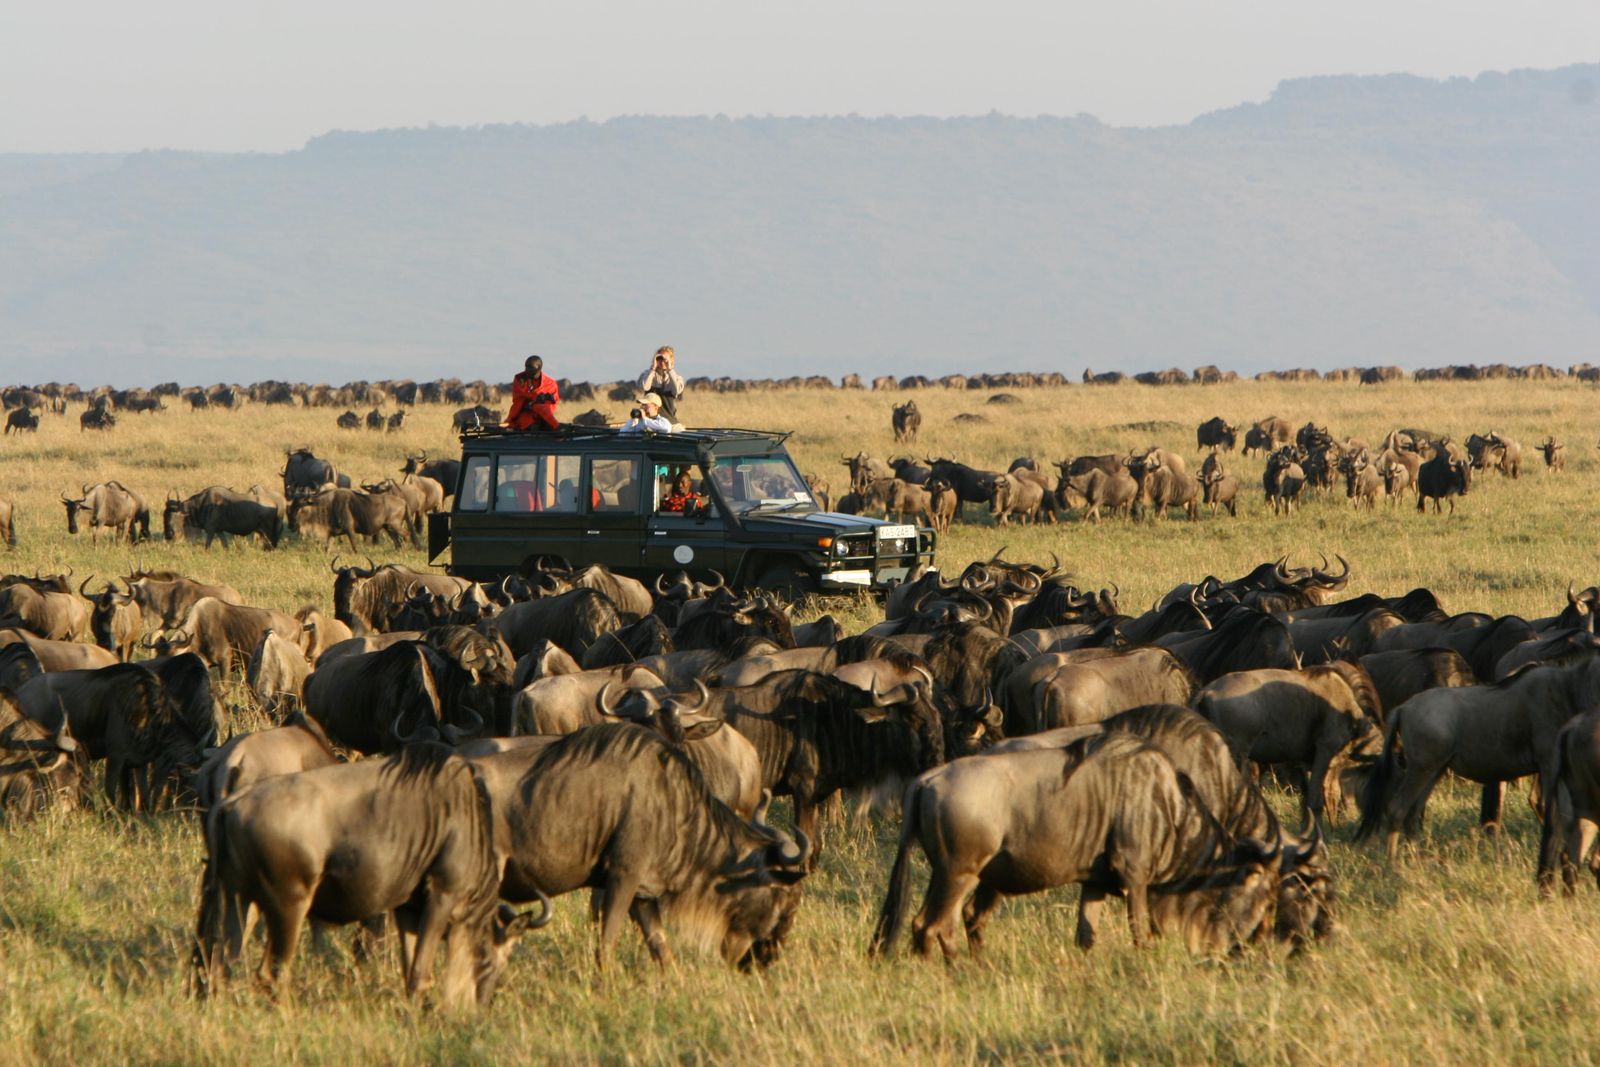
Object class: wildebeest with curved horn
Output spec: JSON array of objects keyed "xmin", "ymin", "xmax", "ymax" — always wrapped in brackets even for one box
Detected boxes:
[
  {"xmin": 0, "ymin": 689, "xmax": 82, "ymax": 821},
  {"xmin": 892, "ymin": 400, "xmax": 921, "ymax": 443},
  {"xmin": 470, "ymin": 724, "xmax": 808, "ymax": 969},
  {"xmin": 195, "ymin": 744, "xmax": 549, "ymax": 1007},
  {"xmin": 61, "ymin": 481, "xmax": 149, "ymax": 544},
  {"xmin": 1195, "ymin": 662, "xmax": 1382, "ymax": 825},
  {"xmin": 870, "ymin": 732, "xmax": 1284, "ymax": 960},
  {"xmin": 1356, "ymin": 656, "xmax": 1600, "ymax": 859}
]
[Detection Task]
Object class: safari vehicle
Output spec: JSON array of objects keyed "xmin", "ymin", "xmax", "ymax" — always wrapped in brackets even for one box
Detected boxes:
[{"xmin": 428, "ymin": 425, "xmax": 936, "ymax": 597}]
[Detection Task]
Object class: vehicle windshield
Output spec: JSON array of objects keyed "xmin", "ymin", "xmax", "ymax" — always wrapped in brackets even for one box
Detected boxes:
[{"xmin": 709, "ymin": 454, "xmax": 814, "ymax": 513}]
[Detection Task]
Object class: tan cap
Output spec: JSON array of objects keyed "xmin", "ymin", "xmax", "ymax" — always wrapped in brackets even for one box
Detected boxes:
[{"xmin": 636, "ymin": 392, "xmax": 663, "ymax": 407}]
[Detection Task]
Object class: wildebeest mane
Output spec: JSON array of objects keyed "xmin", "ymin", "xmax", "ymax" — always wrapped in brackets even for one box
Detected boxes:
[
  {"xmin": 382, "ymin": 740, "xmax": 458, "ymax": 785},
  {"xmin": 1315, "ymin": 661, "xmax": 1384, "ymax": 726}
]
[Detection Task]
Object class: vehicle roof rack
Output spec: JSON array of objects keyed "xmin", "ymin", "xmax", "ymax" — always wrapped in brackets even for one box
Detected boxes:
[{"xmin": 459, "ymin": 424, "xmax": 791, "ymax": 445}]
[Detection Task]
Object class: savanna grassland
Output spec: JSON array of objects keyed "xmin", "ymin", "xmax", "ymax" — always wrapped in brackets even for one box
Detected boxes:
[{"xmin": 2, "ymin": 377, "xmax": 1599, "ymax": 1066}]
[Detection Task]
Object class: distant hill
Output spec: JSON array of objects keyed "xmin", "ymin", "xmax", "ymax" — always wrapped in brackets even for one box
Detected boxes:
[{"xmin": 3, "ymin": 64, "xmax": 1598, "ymax": 385}]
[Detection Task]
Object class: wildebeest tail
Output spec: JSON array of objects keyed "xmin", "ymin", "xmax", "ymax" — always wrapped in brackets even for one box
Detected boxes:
[
  {"xmin": 868, "ymin": 780, "xmax": 924, "ymax": 957},
  {"xmin": 1354, "ymin": 707, "xmax": 1405, "ymax": 842}
]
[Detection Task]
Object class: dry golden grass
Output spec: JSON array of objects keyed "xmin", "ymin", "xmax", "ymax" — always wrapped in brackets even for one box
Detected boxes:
[{"xmin": 2, "ymin": 379, "xmax": 1599, "ymax": 1065}]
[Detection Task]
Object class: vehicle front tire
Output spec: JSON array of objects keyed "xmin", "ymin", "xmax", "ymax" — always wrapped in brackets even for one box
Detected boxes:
[{"xmin": 755, "ymin": 559, "xmax": 817, "ymax": 603}]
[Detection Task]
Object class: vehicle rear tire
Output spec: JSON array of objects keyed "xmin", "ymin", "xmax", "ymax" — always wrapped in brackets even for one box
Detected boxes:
[{"xmin": 755, "ymin": 560, "xmax": 817, "ymax": 603}]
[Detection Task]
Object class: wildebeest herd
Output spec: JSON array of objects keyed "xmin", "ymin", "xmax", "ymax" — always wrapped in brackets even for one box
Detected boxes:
[
  {"xmin": 826, "ymin": 417, "xmax": 1562, "ymax": 530},
  {"xmin": 5, "ymin": 542, "xmax": 1600, "ymax": 1009}
]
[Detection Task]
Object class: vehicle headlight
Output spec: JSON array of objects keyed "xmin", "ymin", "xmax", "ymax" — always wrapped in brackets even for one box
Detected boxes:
[{"xmin": 834, "ymin": 540, "xmax": 850, "ymax": 557}]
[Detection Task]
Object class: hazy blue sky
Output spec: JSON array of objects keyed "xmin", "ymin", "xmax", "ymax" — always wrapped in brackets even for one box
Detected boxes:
[{"xmin": 3, "ymin": 1, "xmax": 1597, "ymax": 152}]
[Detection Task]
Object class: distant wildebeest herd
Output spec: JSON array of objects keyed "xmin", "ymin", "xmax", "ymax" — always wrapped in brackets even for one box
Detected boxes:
[
  {"xmin": 827, "ymin": 417, "xmax": 1565, "ymax": 531},
  {"xmin": 4, "ymin": 539, "xmax": 1600, "ymax": 1008}
]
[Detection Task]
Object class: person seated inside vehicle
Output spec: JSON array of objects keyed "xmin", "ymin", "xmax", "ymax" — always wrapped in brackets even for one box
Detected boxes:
[{"xmin": 659, "ymin": 470, "xmax": 705, "ymax": 514}]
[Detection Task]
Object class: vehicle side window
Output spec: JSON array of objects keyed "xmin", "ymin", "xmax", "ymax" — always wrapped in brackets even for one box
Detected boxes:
[
  {"xmin": 495, "ymin": 454, "xmax": 582, "ymax": 513},
  {"xmin": 590, "ymin": 458, "xmax": 639, "ymax": 513},
  {"xmin": 459, "ymin": 456, "xmax": 491, "ymax": 512}
]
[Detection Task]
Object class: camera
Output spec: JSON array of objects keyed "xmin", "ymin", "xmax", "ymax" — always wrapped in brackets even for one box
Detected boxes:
[{"xmin": 631, "ymin": 408, "xmax": 642, "ymax": 419}]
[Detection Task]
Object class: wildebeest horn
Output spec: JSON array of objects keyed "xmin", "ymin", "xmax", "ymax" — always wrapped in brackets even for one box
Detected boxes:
[
  {"xmin": 391, "ymin": 709, "xmax": 433, "ymax": 745},
  {"xmin": 688, "ymin": 679, "xmax": 711, "ymax": 713},
  {"xmin": 1043, "ymin": 551, "xmax": 1061, "ymax": 577},
  {"xmin": 776, "ymin": 827, "xmax": 811, "ymax": 870},
  {"xmin": 989, "ymin": 546, "xmax": 1008, "ymax": 564},
  {"xmin": 59, "ymin": 492, "xmax": 72, "ymax": 504},
  {"xmin": 595, "ymin": 681, "xmax": 622, "ymax": 718},
  {"xmin": 441, "ymin": 703, "xmax": 483, "ymax": 744},
  {"xmin": 707, "ymin": 570, "xmax": 726, "ymax": 591},
  {"xmin": 654, "ymin": 573, "xmax": 671, "ymax": 596},
  {"xmin": 330, "ymin": 554, "xmax": 343, "ymax": 574},
  {"xmin": 78, "ymin": 575, "xmax": 96, "ymax": 599},
  {"xmin": 1569, "ymin": 581, "xmax": 1580, "ymax": 607}
]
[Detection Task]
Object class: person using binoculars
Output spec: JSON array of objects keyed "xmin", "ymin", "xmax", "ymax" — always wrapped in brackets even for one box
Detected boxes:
[{"xmin": 636, "ymin": 345, "xmax": 686, "ymax": 422}]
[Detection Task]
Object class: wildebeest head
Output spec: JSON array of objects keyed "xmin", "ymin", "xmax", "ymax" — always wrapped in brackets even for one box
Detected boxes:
[
  {"xmin": 715, "ymin": 791, "xmax": 810, "ymax": 968},
  {"xmin": 1274, "ymin": 822, "xmax": 1334, "ymax": 950},
  {"xmin": 59, "ymin": 490, "xmax": 87, "ymax": 534}
]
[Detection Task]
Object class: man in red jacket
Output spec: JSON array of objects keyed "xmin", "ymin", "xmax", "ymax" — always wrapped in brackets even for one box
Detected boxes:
[{"xmin": 504, "ymin": 355, "xmax": 560, "ymax": 431}]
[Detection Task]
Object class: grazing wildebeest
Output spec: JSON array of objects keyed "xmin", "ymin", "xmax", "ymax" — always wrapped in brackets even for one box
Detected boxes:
[
  {"xmin": 1195, "ymin": 662, "xmax": 1382, "ymax": 824},
  {"xmin": 15, "ymin": 660, "xmax": 216, "ymax": 810},
  {"xmin": 61, "ymin": 482, "xmax": 150, "ymax": 544},
  {"xmin": 1357, "ymin": 657, "xmax": 1600, "ymax": 859},
  {"xmin": 0, "ymin": 689, "xmax": 82, "ymax": 821},
  {"xmin": 892, "ymin": 400, "xmax": 921, "ymax": 443},
  {"xmin": 1540, "ymin": 707, "xmax": 1600, "ymax": 894},
  {"xmin": 280, "ymin": 447, "xmax": 350, "ymax": 500},
  {"xmin": 870, "ymin": 733, "xmax": 1283, "ymax": 960},
  {"xmin": 1196, "ymin": 417, "xmax": 1236, "ymax": 452},
  {"xmin": 4, "ymin": 408, "xmax": 39, "ymax": 434},
  {"xmin": 79, "ymin": 405, "xmax": 116, "ymax": 431},
  {"xmin": 1058, "ymin": 466, "xmax": 1138, "ymax": 523},
  {"xmin": 290, "ymin": 486, "xmax": 415, "ymax": 550},
  {"xmin": 123, "ymin": 570, "xmax": 245, "ymax": 630},
  {"xmin": 335, "ymin": 410, "xmax": 361, "ymax": 430},
  {"xmin": 151, "ymin": 597, "xmax": 302, "ymax": 677},
  {"xmin": 195, "ymin": 745, "xmax": 548, "ymax": 1006},
  {"xmin": 471, "ymin": 725, "xmax": 808, "ymax": 969}
]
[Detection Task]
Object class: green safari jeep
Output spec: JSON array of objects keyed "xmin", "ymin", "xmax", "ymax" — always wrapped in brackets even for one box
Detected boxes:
[{"xmin": 427, "ymin": 425, "xmax": 936, "ymax": 597}]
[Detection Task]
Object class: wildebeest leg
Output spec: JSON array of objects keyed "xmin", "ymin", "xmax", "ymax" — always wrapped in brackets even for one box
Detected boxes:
[
  {"xmin": 394, "ymin": 908, "xmax": 420, "ymax": 983},
  {"xmin": 917, "ymin": 869, "xmax": 978, "ymax": 962},
  {"xmin": 1075, "ymin": 887, "xmax": 1108, "ymax": 950},
  {"xmin": 259, "ymin": 894, "xmax": 312, "ymax": 999},
  {"xmin": 1386, "ymin": 762, "xmax": 1449, "ymax": 860},
  {"xmin": 629, "ymin": 897, "xmax": 673, "ymax": 965},
  {"xmin": 962, "ymin": 884, "xmax": 1002, "ymax": 953},
  {"xmin": 1306, "ymin": 748, "xmax": 1338, "ymax": 828},
  {"xmin": 795, "ymin": 798, "xmax": 823, "ymax": 870},
  {"xmin": 1537, "ymin": 793, "xmax": 1567, "ymax": 896},
  {"xmin": 596, "ymin": 873, "xmax": 643, "ymax": 969},
  {"xmin": 404, "ymin": 894, "xmax": 457, "ymax": 1001},
  {"xmin": 1124, "ymin": 880, "xmax": 1153, "ymax": 948},
  {"xmin": 1479, "ymin": 781, "xmax": 1505, "ymax": 835}
]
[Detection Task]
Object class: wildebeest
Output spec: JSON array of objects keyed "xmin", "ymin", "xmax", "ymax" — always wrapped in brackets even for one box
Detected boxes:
[
  {"xmin": 1059, "ymin": 466, "xmax": 1139, "ymax": 523},
  {"xmin": 1196, "ymin": 417, "xmax": 1236, "ymax": 452},
  {"xmin": 311, "ymin": 629, "xmax": 508, "ymax": 750},
  {"xmin": 1539, "ymin": 436, "xmax": 1566, "ymax": 473},
  {"xmin": 15, "ymin": 660, "xmax": 216, "ymax": 810},
  {"xmin": 697, "ymin": 668, "xmax": 943, "ymax": 852},
  {"xmin": 0, "ymin": 628, "xmax": 118, "ymax": 672},
  {"xmin": 1357, "ymin": 647, "xmax": 1476, "ymax": 713},
  {"xmin": 925, "ymin": 458, "xmax": 1002, "ymax": 514},
  {"xmin": 123, "ymin": 570, "xmax": 245, "ymax": 630},
  {"xmin": 281, "ymin": 447, "xmax": 351, "ymax": 500},
  {"xmin": 246, "ymin": 628, "xmax": 311, "ymax": 714},
  {"xmin": 79, "ymin": 405, "xmax": 116, "ymax": 431},
  {"xmin": 192, "ymin": 711, "xmax": 340, "ymax": 812},
  {"xmin": 335, "ymin": 410, "xmax": 361, "ymax": 430},
  {"xmin": 4, "ymin": 408, "xmax": 39, "ymax": 434},
  {"xmin": 195, "ymin": 745, "xmax": 548, "ymax": 1006},
  {"xmin": 472, "ymin": 724, "xmax": 808, "ymax": 968},
  {"xmin": 925, "ymin": 479, "xmax": 957, "ymax": 533},
  {"xmin": 1128, "ymin": 453, "xmax": 1199, "ymax": 521},
  {"xmin": 491, "ymin": 587, "xmax": 623, "ymax": 660},
  {"xmin": 1263, "ymin": 449, "xmax": 1306, "ymax": 515},
  {"xmin": 401, "ymin": 452, "xmax": 462, "ymax": 497},
  {"xmin": 892, "ymin": 400, "xmax": 921, "ymax": 443},
  {"xmin": 1196, "ymin": 662, "xmax": 1382, "ymax": 824},
  {"xmin": 80, "ymin": 577, "xmax": 145, "ymax": 661},
  {"xmin": 1243, "ymin": 416, "xmax": 1293, "ymax": 457},
  {"xmin": 331, "ymin": 559, "xmax": 482, "ymax": 636},
  {"xmin": 0, "ymin": 495, "xmax": 12, "ymax": 549},
  {"xmin": 0, "ymin": 689, "xmax": 81, "ymax": 821},
  {"xmin": 289, "ymin": 486, "xmax": 414, "ymax": 549},
  {"xmin": 1540, "ymin": 707, "xmax": 1600, "ymax": 894},
  {"xmin": 1154, "ymin": 610, "xmax": 1297, "ymax": 683},
  {"xmin": 870, "ymin": 732, "xmax": 1283, "ymax": 959},
  {"xmin": 1357, "ymin": 657, "xmax": 1600, "ymax": 858},
  {"xmin": 988, "ymin": 472, "xmax": 1046, "ymax": 525},
  {"xmin": 1199, "ymin": 453, "xmax": 1239, "ymax": 517},
  {"xmin": 1416, "ymin": 447, "xmax": 1471, "ymax": 513},
  {"xmin": 151, "ymin": 597, "xmax": 303, "ymax": 677},
  {"xmin": 1024, "ymin": 648, "xmax": 1193, "ymax": 734},
  {"xmin": 452, "ymin": 405, "xmax": 501, "ymax": 431},
  {"xmin": 0, "ymin": 581, "xmax": 90, "ymax": 641},
  {"xmin": 61, "ymin": 482, "xmax": 150, "ymax": 544}
]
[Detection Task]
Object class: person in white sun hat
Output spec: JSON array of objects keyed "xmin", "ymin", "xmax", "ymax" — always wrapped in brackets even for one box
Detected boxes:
[{"xmin": 622, "ymin": 391, "xmax": 673, "ymax": 433}]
